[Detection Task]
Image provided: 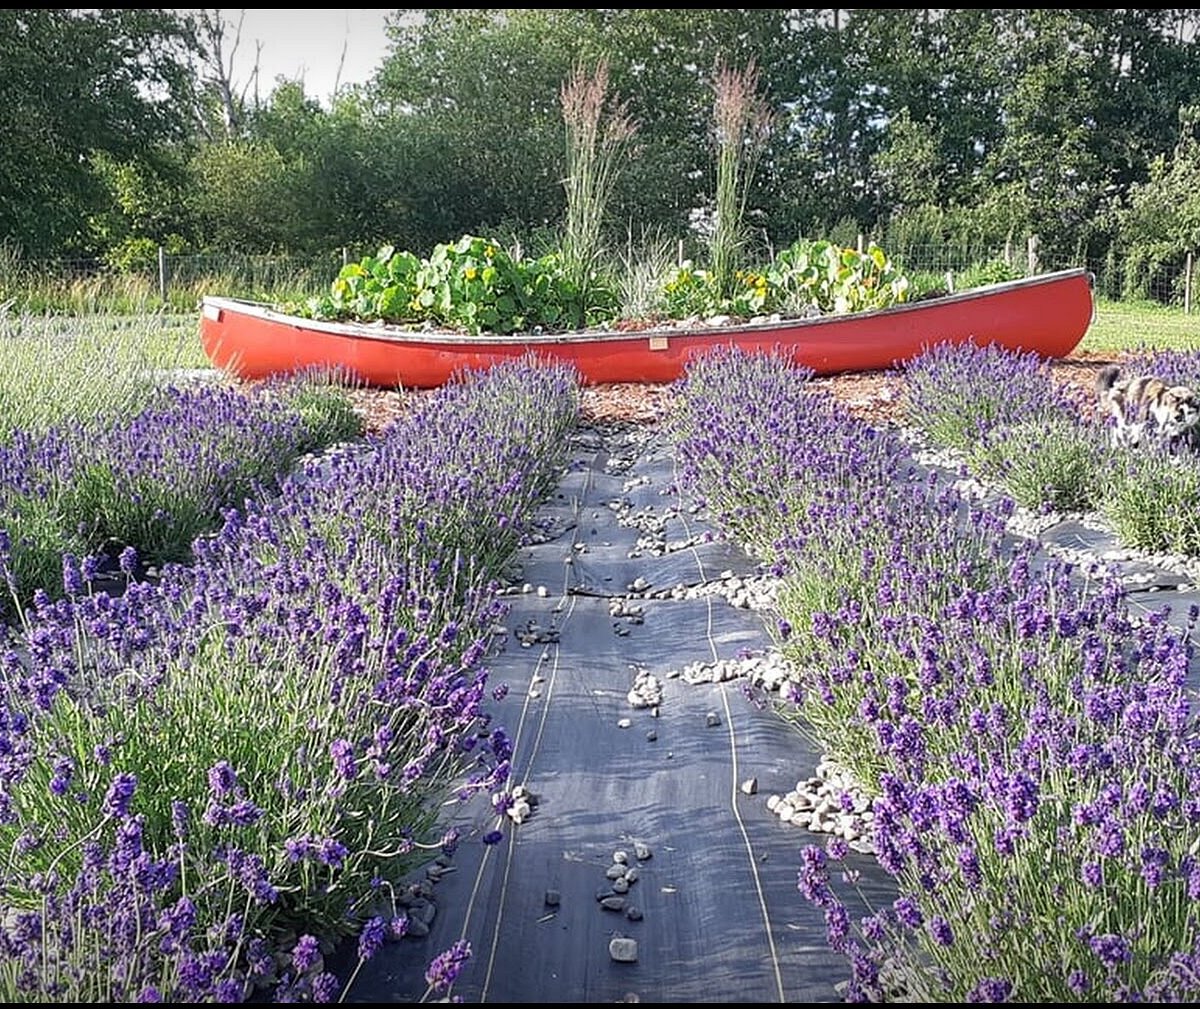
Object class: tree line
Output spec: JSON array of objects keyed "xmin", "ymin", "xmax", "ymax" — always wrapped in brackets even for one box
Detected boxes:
[{"xmin": 6, "ymin": 8, "xmax": 1200, "ymax": 303}]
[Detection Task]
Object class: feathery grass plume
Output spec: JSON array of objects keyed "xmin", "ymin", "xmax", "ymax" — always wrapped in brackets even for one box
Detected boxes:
[
  {"xmin": 709, "ymin": 61, "xmax": 774, "ymax": 301},
  {"xmin": 559, "ymin": 60, "xmax": 637, "ymax": 322}
]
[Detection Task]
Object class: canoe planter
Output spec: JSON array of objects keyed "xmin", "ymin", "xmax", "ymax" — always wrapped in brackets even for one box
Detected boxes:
[{"xmin": 199, "ymin": 268, "xmax": 1095, "ymax": 389}]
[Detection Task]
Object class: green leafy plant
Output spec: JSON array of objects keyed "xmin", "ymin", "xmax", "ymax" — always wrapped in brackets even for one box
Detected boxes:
[
  {"xmin": 303, "ymin": 236, "xmax": 600, "ymax": 335},
  {"xmin": 660, "ymin": 239, "xmax": 910, "ymax": 320}
]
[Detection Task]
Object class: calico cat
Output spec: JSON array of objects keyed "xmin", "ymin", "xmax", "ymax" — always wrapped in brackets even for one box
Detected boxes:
[{"xmin": 1095, "ymin": 364, "xmax": 1200, "ymax": 449}]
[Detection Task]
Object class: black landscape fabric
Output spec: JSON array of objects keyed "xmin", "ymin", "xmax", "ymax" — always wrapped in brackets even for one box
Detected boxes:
[{"xmin": 337, "ymin": 421, "xmax": 896, "ymax": 1003}]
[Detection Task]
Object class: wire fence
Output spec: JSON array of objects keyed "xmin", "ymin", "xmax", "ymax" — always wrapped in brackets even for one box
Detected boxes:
[{"xmin": 9, "ymin": 240, "xmax": 1200, "ymax": 312}]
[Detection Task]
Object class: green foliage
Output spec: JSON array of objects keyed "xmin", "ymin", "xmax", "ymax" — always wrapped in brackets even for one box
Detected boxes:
[
  {"xmin": 304, "ymin": 235, "xmax": 603, "ymax": 334},
  {"xmin": 187, "ymin": 140, "xmax": 301, "ymax": 254},
  {"xmin": 966, "ymin": 417, "xmax": 1110, "ymax": 513},
  {"xmin": 955, "ymin": 258, "xmax": 1023, "ymax": 288},
  {"xmin": 1116, "ymin": 105, "xmax": 1200, "ymax": 305},
  {"xmin": 0, "ymin": 9, "xmax": 198, "ymax": 258},
  {"xmin": 661, "ymin": 239, "xmax": 910, "ymax": 320}
]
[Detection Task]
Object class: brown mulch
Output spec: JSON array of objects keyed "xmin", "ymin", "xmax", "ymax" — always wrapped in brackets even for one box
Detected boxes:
[{"xmin": 345, "ymin": 349, "xmax": 1123, "ymax": 435}]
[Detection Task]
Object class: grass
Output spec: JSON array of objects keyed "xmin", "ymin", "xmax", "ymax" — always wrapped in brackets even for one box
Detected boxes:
[{"xmin": 1081, "ymin": 298, "xmax": 1200, "ymax": 353}]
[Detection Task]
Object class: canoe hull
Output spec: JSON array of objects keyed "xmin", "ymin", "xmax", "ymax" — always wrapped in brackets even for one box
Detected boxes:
[{"xmin": 199, "ymin": 269, "xmax": 1094, "ymax": 388}]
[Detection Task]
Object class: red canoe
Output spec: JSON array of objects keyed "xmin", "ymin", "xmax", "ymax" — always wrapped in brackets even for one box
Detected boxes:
[{"xmin": 199, "ymin": 268, "xmax": 1094, "ymax": 388}]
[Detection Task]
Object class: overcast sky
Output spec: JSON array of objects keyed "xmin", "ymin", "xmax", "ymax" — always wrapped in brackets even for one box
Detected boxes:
[{"xmin": 211, "ymin": 9, "xmax": 393, "ymax": 104}]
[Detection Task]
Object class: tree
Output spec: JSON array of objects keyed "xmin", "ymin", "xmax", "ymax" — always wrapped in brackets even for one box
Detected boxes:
[
  {"xmin": 1116, "ymin": 105, "xmax": 1200, "ymax": 303},
  {"xmin": 187, "ymin": 140, "xmax": 301, "ymax": 253},
  {"xmin": 193, "ymin": 8, "xmax": 263, "ymax": 141},
  {"xmin": 0, "ymin": 9, "xmax": 199, "ymax": 258}
]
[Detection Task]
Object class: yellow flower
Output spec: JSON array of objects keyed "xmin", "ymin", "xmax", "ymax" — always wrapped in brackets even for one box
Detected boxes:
[
  {"xmin": 465, "ymin": 266, "xmax": 478, "ymax": 280},
  {"xmin": 484, "ymin": 246, "xmax": 495, "ymax": 259}
]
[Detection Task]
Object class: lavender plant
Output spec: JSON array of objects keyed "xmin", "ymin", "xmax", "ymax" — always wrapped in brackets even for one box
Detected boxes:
[
  {"xmin": 0, "ymin": 372, "xmax": 362, "ymax": 609},
  {"xmin": 799, "ymin": 588, "xmax": 1200, "ymax": 1001},
  {"xmin": 0, "ymin": 313, "xmax": 194, "ymax": 442},
  {"xmin": 0, "ymin": 356, "xmax": 580, "ymax": 1000},
  {"xmin": 1121, "ymin": 346, "xmax": 1200, "ymax": 387},
  {"xmin": 669, "ymin": 345, "xmax": 1200, "ymax": 1001},
  {"xmin": 904, "ymin": 340, "xmax": 1084, "ymax": 452},
  {"xmin": 966, "ymin": 415, "xmax": 1111, "ymax": 513},
  {"xmin": 1101, "ymin": 441, "xmax": 1200, "ymax": 555}
]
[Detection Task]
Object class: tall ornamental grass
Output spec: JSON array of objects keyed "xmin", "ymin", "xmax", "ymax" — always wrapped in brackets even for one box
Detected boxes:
[
  {"xmin": 709, "ymin": 62, "xmax": 773, "ymax": 300},
  {"xmin": 669, "ymin": 346, "xmax": 1200, "ymax": 1002},
  {"xmin": 0, "ymin": 356, "xmax": 580, "ymax": 1001},
  {"xmin": 559, "ymin": 60, "xmax": 636, "ymax": 320}
]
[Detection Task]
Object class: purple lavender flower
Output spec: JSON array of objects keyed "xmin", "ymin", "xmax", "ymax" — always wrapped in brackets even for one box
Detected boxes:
[
  {"xmin": 311, "ymin": 972, "xmax": 340, "ymax": 1002},
  {"xmin": 825, "ymin": 902, "xmax": 851, "ymax": 950},
  {"xmin": 965, "ymin": 977, "xmax": 1013, "ymax": 1002},
  {"xmin": 929, "ymin": 915, "xmax": 954, "ymax": 947},
  {"xmin": 103, "ymin": 772, "xmax": 137, "ymax": 818},
  {"xmin": 357, "ymin": 915, "xmax": 387, "ymax": 962},
  {"xmin": 318, "ymin": 838, "xmax": 348, "ymax": 868},
  {"xmin": 225, "ymin": 799, "xmax": 264, "ymax": 827},
  {"xmin": 206, "ymin": 760, "xmax": 237, "ymax": 797},
  {"xmin": 61, "ymin": 553, "xmax": 83, "ymax": 597},
  {"xmin": 1141, "ymin": 845, "xmax": 1170, "ymax": 888},
  {"xmin": 330, "ymin": 738, "xmax": 357, "ymax": 780},
  {"xmin": 424, "ymin": 938, "xmax": 472, "ymax": 994},
  {"xmin": 170, "ymin": 799, "xmax": 189, "ymax": 839},
  {"xmin": 893, "ymin": 895, "xmax": 924, "ymax": 929},
  {"xmin": 1088, "ymin": 932, "xmax": 1133, "ymax": 971},
  {"xmin": 291, "ymin": 934, "xmax": 321, "ymax": 974},
  {"xmin": 49, "ymin": 755, "xmax": 73, "ymax": 796},
  {"xmin": 119, "ymin": 544, "xmax": 139, "ymax": 576},
  {"xmin": 1067, "ymin": 969, "xmax": 1091, "ymax": 994}
]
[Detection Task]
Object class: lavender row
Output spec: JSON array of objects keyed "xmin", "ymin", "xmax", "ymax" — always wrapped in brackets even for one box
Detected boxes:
[
  {"xmin": 669, "ymin": 347, "xmax": 1200, "ymax": 1001},
  {"xmin": 905, "ymin": 341, "xmax": 1200, "ymax": 554},
  {"xmin": 0, "ymin": 370, "xmax": 363, "ymax": 612},
  {"xmin": 0, "ymin": 356, "xmax": 580, "ymax": 1001}
]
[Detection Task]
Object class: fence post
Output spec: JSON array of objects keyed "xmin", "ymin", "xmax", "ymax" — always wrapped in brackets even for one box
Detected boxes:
[
  {"xmin": 1187, "ymin": 251, "xmax": 1194, "ymax": 315},
  {"xmin": 1026, "ymin": 234, "xmax": 1040, "ymax": 275},
  {"xmin": 158, "ymin": 246, "xmax": 167, "ymax": 302},
  {"xmin": 342, "ymin": 247, "xmax": 349, "ymax": 267}
]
